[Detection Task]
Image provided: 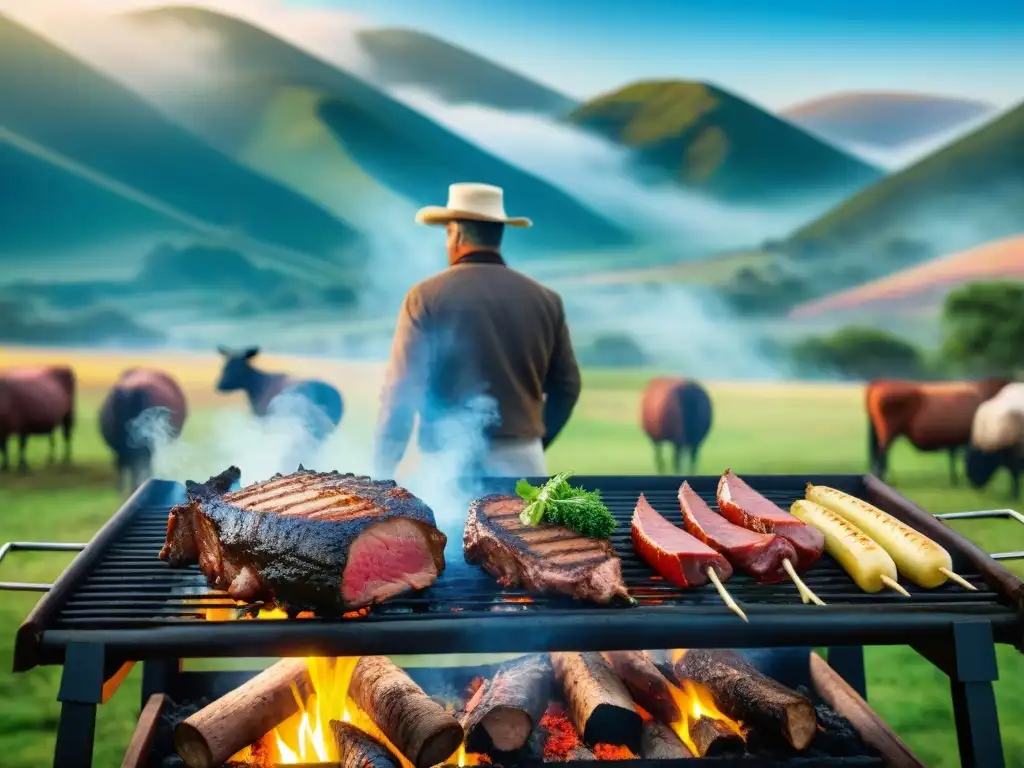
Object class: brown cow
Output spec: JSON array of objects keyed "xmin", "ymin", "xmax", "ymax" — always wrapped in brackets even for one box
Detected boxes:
[
  {"xmin": 0, "ymin": 365, "xmax": 76, "ymax": 471},
  {"xmin": 866, "ymin": 377, "xmax": 1010, "ymax": 483},
  {"xmin": 640, "ymin": 377, "xmax": 714, "ymax": 474},
  {"xmin": 99, "ymin": 368, "xmax": 188, "ymax": 492}
]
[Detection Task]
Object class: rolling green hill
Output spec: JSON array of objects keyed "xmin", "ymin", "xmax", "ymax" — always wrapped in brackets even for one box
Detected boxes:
[
  {"xmin": 0, "ymin": 13, "xmax": 360, "ymax": 265},
  {"xmin": 789, "ymin": 101, "xmax": 1024, "ymax": 255},
  {"xmin": 567, "ymin": 80, "xmax": 881, "ymax": 206},
  {"xmin": 355, "ymin": 28, "xmax": 576, "ymax": 115},
  {"xmin": 123, "ymin": 7, "xmax": 632, "ymax": 254}
]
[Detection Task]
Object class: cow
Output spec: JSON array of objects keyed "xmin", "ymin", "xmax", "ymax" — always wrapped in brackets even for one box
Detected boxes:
[
  {"xmin": 99, "ymin": 368, "xmax": 188, "ymax": 492},
  {"xmin": 640, "ymin": 377, "xmax": 713, "ymax": 474},
  {"xmin": 866, "ymin": 377, "xmax": 1010, "ymax": 483},
  {"xmin": 965, "ymin": 382, "xmax": 1024, "ymax": 499},
  {"xmin": 0, "ymin": 365, "xmax": 75, "ymax": 472},
  {"xmin": 216, "ymin": 346, "xmax": 343, "ymax": 440}
]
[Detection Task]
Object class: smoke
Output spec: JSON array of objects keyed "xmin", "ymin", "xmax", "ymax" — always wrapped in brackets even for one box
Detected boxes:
[
  {"xmin": 389, "ymin": 87, "xmax": 837, "ymax": 250},
  {"xmin": 127, "ymin": 390, "xmax": 500, "ymax": 542}
]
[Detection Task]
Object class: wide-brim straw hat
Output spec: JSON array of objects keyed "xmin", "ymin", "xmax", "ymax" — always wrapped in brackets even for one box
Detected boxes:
[{"xmin": 415, "ymin": 182, "xmax": 532, "ymax": 228}]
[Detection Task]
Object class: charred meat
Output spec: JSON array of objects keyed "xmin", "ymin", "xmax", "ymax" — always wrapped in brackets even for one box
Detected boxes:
[
  {"xmin": 159, "ymin": 466, "xmax": 447, "ymax": 615},
  {"xmin": 464, "ymin": 495, "xmax": 631, "ymax": 605}
]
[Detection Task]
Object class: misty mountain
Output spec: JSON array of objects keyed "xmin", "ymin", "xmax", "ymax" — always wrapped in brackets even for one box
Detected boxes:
[
  {"xmin": 566, "ymin": 80, "xmax": 882, "ymax": 207},
  {"xmin": 788, "ymin": 234, "xmax": 1024, "ymax": 322},
  {"xmin": 782, "ymin": 92, "xmax": 996, "ymax": 150},
  {"xmin": 122, "ymin": 7, "xmax": 632, "ymax": 254},
  {"xmin": 355, "ymin": 28, "xmax": 577, "ymax": 115},
  {"xmin": 788, "ymin": 101, "xmax": 1024, "ymax": 264},
  {"xmin": 0, "ymin": 13, "xmax": 361, "ymax": 267}
]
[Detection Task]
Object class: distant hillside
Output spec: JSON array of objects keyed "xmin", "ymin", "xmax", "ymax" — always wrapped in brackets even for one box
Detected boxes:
[
  {"xmin": 788, "ymin": 101, "xmax": 1024, "ymax": 259},
  {"xmin": 567, "ymin": 80, "xmax": 881, "ymax": 206},
  {"xmin": 0, "ymin": 13, "xmax": 360, "ymax": 265},
  {"xmin": 124, "ymin": 7, "xmax": 631, "ymax": 254},
  {"xmin": 783, "ymin": 91, "xmax": 996, "ymax": 149},
  {"xmin": 789, "ymin": 235, "xmax": 1024, "ymax": 320},
  {"xmin": 356, "ymin": 28, "xmax": 576, "ymax": 115}
]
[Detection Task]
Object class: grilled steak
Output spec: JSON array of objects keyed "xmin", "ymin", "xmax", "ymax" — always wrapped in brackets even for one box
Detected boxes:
[
  {"xmin": 159, "ymin": 466, "xmax": 447, "ymax": 615},
  {"xmin": 464, "ymin": 494, "xmax": 630, "ymax": 605}
]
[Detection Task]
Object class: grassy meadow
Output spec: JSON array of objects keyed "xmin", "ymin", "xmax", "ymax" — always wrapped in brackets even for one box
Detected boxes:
[{"xmin": 1, "ymin": 348, "xmax": 1023, "ymax": 768}]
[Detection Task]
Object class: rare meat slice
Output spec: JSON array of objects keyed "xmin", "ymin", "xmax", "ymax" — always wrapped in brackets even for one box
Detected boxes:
[
  {"xmin": 678, "ymin": 482, "xmax": 796, "ymax": 583},
  {"xmin": 716, "ymin": 469, "xmax": 824, "ymax": 571},
  {"xmin": 464, "ymin": 495, "xmax": 631, "ymax": 605},
  {"xmin": 159, "ymin": 466, "xmax": 447, "ymax": 615},
  {"xmin": 631, "ymin": 494, "xmax": 732, "ymax": 588}
]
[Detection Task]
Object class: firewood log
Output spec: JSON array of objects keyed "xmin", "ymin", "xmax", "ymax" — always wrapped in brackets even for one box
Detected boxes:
[
  {"xmin": 331, "ymin": 720, "xmax": 403, "ymax": 768},
  {"xmin": 673, "ymin": 650, "xmax": 817, "ymax": 751},
  {"xmin": 174, "ymin": 658, "xmax": 312, "ymax": 768},
  {"xmin": 687, "ymin": 715, "xmax": 743, "ymax": 757},
  {"xmin": 460, "ymin": 654, "xmax": 552, "ymax": 754},
  {"xmin": 350, "ymin": 656, "xmax": 464, "ymax": 768},
  {"xmin": 552, "ymin": 652, "xmax": 643, "ymax": 752},
  {"xmin": 603, "ymin": 651, "xmax": 682, "ymax": 725},
  {"xmin": 640, "ymin": 721, "xmax": 693, "ymax": 759}
]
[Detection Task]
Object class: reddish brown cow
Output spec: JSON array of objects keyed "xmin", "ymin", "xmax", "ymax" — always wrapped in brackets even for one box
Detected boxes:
[
  {"xmin": 866, "ymin": 377, "xmax": 1010, "ymax": 483},
  {"xmin": 0, "ymin": 365, "xmax": 76, "ymax": 471},
  {"xmin": 99, "ymin": 368, "xmax": 188, "ymax": 492},
  {"xmin": 640, "ymin": 377, "xmax": 714, "ymax": 474}
]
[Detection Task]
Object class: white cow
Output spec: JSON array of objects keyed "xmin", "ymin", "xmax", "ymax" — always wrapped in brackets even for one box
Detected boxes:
[{"xmin": 967, "ymin": 382, "xmax": 1024, "ymax": 499}]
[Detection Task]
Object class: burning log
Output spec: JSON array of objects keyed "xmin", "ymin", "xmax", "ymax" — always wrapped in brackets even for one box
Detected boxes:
[
  {"xmin": 331, "ymin": 720, "xmax": 403, "ymax": 768},
  {"xmin": 552, "ymin": 652, "xmax": 643, "ymax": 752},
  {"xmin": 174, "ymin": 658, "xmax": 312, "ymax": 768},
  {"xmin": 687, "ymin": 715, "xmax": 743, "ymax": 757},
  {"xmin": 349, "ymin": 656, "xmax": 464, "ymax": 768},
  {"xmin": 673, "ymin": 650, "xmax": 817, "ymax": 751},
  {"xmin": 460, "ymin": 654, "xmax": 553, "ymax": 754},
  {"xmin": 640, "ymin": 721, "xmax": 693, "ymax": 759},
  {"xmin": 602, "ymin": 651, "xmax": 681, "ymax": 726}
]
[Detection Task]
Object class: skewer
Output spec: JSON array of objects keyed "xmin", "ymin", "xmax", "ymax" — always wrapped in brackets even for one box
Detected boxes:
[
  {"xmin": 706, "ymin": 568, "xmax": 748, "ymax": 623},
  {"xmin": 879, "ymin": 575, "xmax": 911, "ymax": 597},
  {"xmin": 939, "ymin": 567, "xmax": 978, "ymax": 591},
  {"xmin": 781, "ymin": 559, "xmax": 827, "ymax": 606}
]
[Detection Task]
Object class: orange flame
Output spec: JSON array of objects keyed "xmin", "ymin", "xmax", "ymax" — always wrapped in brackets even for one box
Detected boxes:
[
  {"xmin": 503, "ymin": 596, "xmax": 534, "ymax": 604},
  {"xmin": 665, "ymin": 650, "xmax": 744, "ymax": 757}
]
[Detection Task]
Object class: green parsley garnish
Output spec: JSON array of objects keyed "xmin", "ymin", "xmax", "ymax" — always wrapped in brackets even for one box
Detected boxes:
[{"xmin": 516, "ymin": 471, "xmax": 617, "ymax": 539}]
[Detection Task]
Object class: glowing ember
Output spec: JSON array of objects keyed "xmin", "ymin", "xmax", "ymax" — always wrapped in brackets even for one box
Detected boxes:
[
  {"xmin": 633, "ymin": 704, "xmax": 654, "ymax": 722},
  {"xmin": 592, "ymin": 744, "xmax": 636, "ymax": 760},
  {"xmin": 503, "ymin": 596, "xmax": 534, "ymax": 604},
  {"xmin": 201, "ymin": 602, "xmax": 315, "ymax": 621},
  {"xmin": 540, "ymin": 704, "xmax": 580, "ymax": 761}
]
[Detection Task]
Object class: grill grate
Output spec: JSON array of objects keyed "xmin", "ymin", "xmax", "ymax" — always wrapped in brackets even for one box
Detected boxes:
[{"xmin": 14, "ymin": 474, "xmax": 1023, "ymax": 668}]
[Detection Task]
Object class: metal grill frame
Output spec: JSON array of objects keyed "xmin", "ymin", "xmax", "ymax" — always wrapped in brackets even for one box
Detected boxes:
[{"xmin": 7, "ymin": 473, "xmax": 1023, "ymax": 768}]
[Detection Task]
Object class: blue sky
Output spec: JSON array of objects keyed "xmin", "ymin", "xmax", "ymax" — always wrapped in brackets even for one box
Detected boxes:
[{"xmin": 305, "ymin": 0, "xmax": 1023, "ymax": 109}]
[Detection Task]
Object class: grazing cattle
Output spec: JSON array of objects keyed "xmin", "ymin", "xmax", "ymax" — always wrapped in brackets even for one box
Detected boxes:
[
  {"xmin": 216, "ymin": 346, "xmax": 343, "ymax": 440},
  {"xmin": 866, "ymin": 377, "xmax": 1010, "ymax": 483},
  {"xmin": 966, "ymin": 383, "xmax": 1024, "ymax": 499},
  {"xmin": 640, "ymin": 377, "xmax": 713, "ymax": 474},
  {"xmin": 99, "ymin": 368, "xmax": 188, "ymax": 492},
  {"xmin": 0, "ymin": 365, "xmax": 75, "ymax": 472}
]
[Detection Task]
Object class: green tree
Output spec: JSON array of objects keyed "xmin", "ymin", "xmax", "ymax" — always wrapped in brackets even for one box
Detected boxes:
[
  {"xmin": 942, "ymin": 281, "xmax": 1024, "ymax": 375},
  {"xmin": 790, "ymin": 326, "xmax": 924, "ymax": 379}
]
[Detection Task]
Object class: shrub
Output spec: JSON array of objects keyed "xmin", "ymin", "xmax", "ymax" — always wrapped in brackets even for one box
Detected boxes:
[
  {"xmin": 942, "ymin": 281, "xmax": 1024, "ymax": 376},
  {"xmin": 578, "ymin": 333, "xmax": 649, "ymax": 368},
  {"xmin": 790, "ymin": 326, "xmax": 925, "ymax": 379}
]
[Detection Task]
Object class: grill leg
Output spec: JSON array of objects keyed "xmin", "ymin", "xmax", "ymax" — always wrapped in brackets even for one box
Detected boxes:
[
  {"xmin": 53, "ymin": 643, "xmax": 105, "ymax": 768},
  {"xmin": 826, "ymin": 645, "xmax": 867, "ymax": 699},
  {"xmin": 949, "ymin": 622, "xmax": 1004, "ymax": 768},
  {"xmin": 141, "ymin": 659, "xmax": 182, "ymax": 708}
]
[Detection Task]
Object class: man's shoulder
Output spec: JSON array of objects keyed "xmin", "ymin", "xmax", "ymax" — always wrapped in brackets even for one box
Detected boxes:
[{"xmin": 413, "ymin": 265, "xmax": 562, "ymax": 303}]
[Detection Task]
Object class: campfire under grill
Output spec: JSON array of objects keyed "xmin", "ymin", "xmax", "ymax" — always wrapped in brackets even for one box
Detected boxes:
[{"xmin": 5, "ymin": 473, "xmax": 1023, "ymax": 768}]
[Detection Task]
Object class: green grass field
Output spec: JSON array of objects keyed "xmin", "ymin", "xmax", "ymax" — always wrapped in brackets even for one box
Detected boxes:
[{"xmin": 1, "ymin": 362, "xmax": 1023, "ymax": 768}]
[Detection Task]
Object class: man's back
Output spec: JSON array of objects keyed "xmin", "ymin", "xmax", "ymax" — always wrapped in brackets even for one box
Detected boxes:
[{"xmin": 406, "ymin": 254, "xmax": 579, "ymax": 444}]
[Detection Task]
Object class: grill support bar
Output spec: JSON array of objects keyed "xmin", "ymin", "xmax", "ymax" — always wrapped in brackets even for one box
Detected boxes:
[
  {"xmin": 54, "ymin": 643, "xmax": 104, "ymax": 768},
  {"xmin": 826, "ymin": 646, "xmax": 867, "ymax": 699}
]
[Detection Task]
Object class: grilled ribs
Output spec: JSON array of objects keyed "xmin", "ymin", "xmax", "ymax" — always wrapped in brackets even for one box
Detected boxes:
[
  {"xmin": 464, "ymin": 495, "xmax": 631, "ymax": 605},
  {"xmin": 159, "ymin": 466, "xmax": 447, "ymax": 615}
]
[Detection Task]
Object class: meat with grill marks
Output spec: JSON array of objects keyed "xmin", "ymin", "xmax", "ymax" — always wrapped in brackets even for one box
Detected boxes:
[
  {"xmin": 464, "ymin": 495, "xmax": 631, "ymax": 605},
  {"xmin": 159, "ymin": 466, "xmax": 447, "ymax": 615}
]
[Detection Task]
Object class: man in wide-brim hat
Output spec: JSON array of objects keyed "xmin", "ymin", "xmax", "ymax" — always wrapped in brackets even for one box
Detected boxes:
[{"xmin": 373, "ymin": 182, "xmax": 581, "ymax": 479}]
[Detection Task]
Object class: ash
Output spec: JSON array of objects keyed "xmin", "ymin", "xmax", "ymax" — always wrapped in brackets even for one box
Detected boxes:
[{"xmin": 148, "ymin": 696, "xmax": 211, "ymax": 768}]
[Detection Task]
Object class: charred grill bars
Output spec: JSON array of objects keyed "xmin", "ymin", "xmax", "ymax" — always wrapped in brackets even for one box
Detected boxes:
[{"xmin": 5, "ymin": 474, "xmax": 1024, "ymax": 768}]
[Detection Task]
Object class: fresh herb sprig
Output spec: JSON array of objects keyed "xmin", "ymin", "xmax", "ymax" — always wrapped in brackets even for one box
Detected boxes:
[{"xmin": 516, "ymin": 471, "xmax": 617, "ymax": 539}]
